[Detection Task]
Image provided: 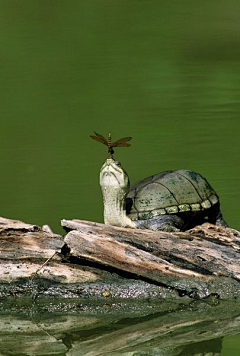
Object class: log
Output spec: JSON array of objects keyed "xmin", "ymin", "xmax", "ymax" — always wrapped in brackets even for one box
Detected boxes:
[
  {"xmin": 62, "ymin": 219, "xmax": 240, "ymax": 299},
  {"xmin": 0, "ymin": 217, "xmax": 99, "ymax": 286},
  {"xmin": 62, "ymin": 219, "xmax": 240, "ymax": 278},
  {"xmin": 0, "ymin": 216, "xmax": 185, "ymax": 300},
  {"xmin": 0, "ymin": 216, "xmax": 240, "ymax": 300},
  {"xmin": 1, "ymin": 217, "xmax": 240, "ymax": 355}
]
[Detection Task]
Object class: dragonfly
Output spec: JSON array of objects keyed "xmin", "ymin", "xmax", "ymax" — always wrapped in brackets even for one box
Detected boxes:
[{"xmin": 90, "ymin": 132, "xmax": 132, "ymax": 158}]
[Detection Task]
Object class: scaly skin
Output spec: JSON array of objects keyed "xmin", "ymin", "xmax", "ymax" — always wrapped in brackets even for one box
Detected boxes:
[{"xmin": 100, "ymin": 159, "xmax": 135, "ymax": 228}]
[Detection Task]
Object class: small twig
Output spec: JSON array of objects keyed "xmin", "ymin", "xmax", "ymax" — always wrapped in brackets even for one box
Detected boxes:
[
  {"xmin": 25, "ymin": 251, "xmax": 58, "ymax": 296},
  {"xmin": 33, "ymin": 251, "xmax": 57, "ymax": 276}
]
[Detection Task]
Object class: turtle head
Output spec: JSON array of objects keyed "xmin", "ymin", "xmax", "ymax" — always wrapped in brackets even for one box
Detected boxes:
[{"xmin": 100, "ymin": 158, "xmax": 130, "ymax": 193}]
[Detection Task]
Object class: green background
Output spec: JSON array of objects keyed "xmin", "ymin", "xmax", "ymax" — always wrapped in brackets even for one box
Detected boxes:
[{"xmin": 0, "ymin": 0, "xmax": 239, "ymax": 233}]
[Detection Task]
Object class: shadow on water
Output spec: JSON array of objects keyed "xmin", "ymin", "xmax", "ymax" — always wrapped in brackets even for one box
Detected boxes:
[{"xmin": 0, "ymin": 298, "xmax": 239, "ymax": 355}]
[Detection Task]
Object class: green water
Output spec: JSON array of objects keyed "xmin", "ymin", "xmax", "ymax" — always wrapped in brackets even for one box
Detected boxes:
[
  {"xmin": 0, "ymin": 299, "xmax": 240, "ymax": 356},
  {"xmin": 0, "ymin": 1, "xmax": 239, "ymax": 354}
]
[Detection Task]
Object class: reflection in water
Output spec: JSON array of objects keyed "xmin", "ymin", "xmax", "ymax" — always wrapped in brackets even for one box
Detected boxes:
[{"xmin": 0, "ymin": 300, "xmax": 239, "ymax": 355}]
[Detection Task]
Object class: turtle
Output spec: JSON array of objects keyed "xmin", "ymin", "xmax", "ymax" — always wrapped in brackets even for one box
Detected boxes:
[{"xmin": 99, "ymin": 158, "xmax": 228, "ymax": 232}]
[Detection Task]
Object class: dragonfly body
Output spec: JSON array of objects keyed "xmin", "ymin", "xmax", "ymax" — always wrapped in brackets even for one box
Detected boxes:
[{"xmin": 90, "ymin": 132, "xmax": 132, "ymax": 158}]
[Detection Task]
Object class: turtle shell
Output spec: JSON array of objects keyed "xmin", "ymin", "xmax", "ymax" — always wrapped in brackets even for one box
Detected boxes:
[{"xmin": 127, "ymin": 170, "xmax": 219, "ymax": 221}]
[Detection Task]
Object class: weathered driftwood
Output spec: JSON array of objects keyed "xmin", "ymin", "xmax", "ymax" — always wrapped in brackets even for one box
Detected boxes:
[
  {"xmin": 0, "ymin": 216, "xmax": 183, "ymax": 300},
  {"xmin": 62, "ymin": 219, "xmax": 240, "ymax": 278},
  {"xmin": 0, "ymin": 217, "xmax": 98, "ymax": 285},
  {"xmin": 1, "ymin": 217, "xmax": 240, "ymax": 355},
  {"xmin": 62, "ymin": 219, "xmax": 240, "ymax": 298},
  {"xmin": 0, "ymin": 216, "xmax": 240, "ymax": 300}
]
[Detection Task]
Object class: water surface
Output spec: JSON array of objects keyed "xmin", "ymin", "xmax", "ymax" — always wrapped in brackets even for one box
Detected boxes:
[{"xmin": 0, "ymin": 299, "xmax": 240, "ymax": 356}]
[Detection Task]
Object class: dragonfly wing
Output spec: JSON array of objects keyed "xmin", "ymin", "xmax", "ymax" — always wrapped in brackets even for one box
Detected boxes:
[
  {"xmin": 111, "ymin": 137, "xmax": 132, "ymax": 147},
  {"xmin": 90, "ymin": 132, "xmax": 108, "ymax": 146}
]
